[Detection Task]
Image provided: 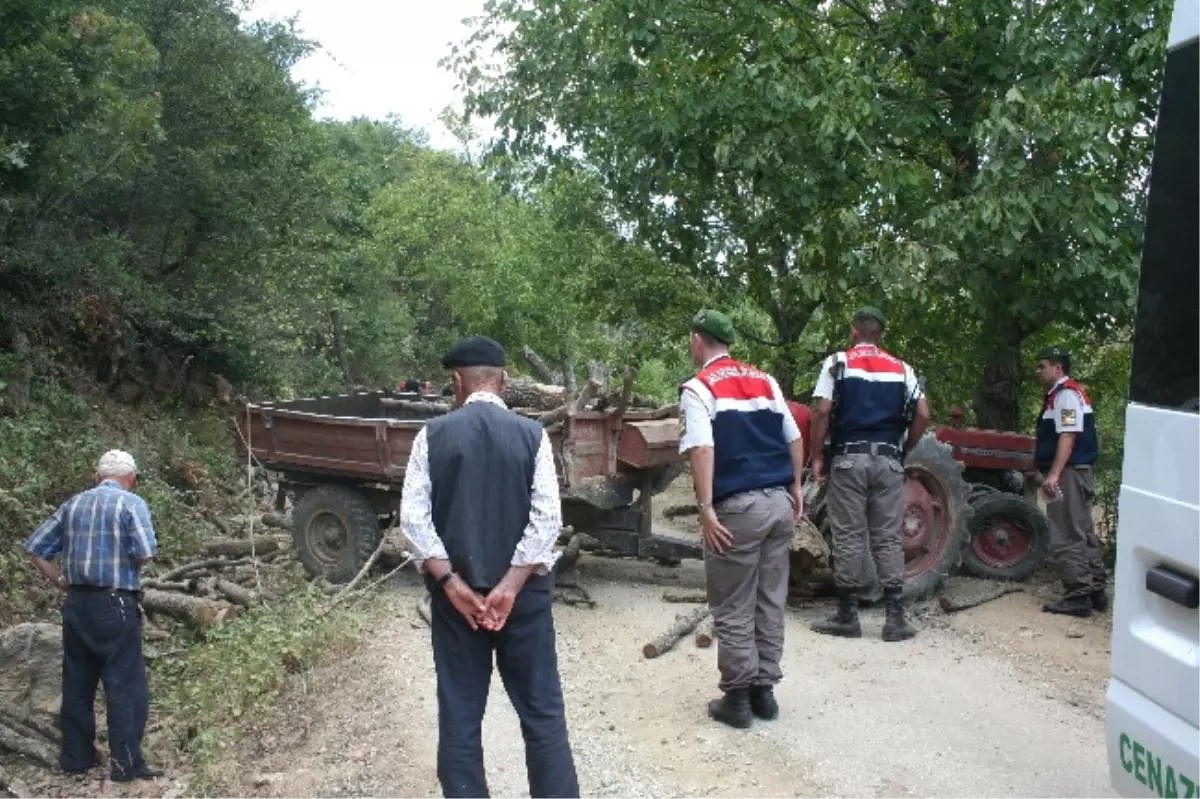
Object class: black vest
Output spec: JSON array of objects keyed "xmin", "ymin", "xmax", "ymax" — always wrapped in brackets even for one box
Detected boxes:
[{"xmin": 425, "ymin": 399, "xmax": 550, "ymax": 591}]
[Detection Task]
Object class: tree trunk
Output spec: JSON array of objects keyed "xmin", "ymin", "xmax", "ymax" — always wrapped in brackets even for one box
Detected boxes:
[{"xmin": 972, "ymin": 310, "xmax": 1024, "ymax": 431}]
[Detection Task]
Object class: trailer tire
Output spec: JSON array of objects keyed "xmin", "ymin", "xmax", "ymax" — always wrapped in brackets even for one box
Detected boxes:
[
  {"xmin": 962, "ymin": 492, "xmax": 1049, "ymax": 582},
  {"xmin": 292, "ymin": 485, "xmax": 382, "ymax": 584}
]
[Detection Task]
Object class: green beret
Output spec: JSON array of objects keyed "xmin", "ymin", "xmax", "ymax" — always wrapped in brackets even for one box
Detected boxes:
[
  {"xmin": 441, "ymin": 335, "xmax": 506, "ymax": 369},
  {"xmin": 1037, "ymin": 345, "xmax": 1070, "ymax": 361},
  {"xmin": 854, "ymin": 306, "xmax": 887, "ymax": 328},
  {"xmin": 691, "ymin": 309, "xmax": 735, "ymax": 345}
]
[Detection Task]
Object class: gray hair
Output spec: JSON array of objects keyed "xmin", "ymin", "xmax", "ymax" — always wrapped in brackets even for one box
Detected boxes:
[{"xmin": 97, "ymin": 450, "xmax": 137, "ymax": 479}]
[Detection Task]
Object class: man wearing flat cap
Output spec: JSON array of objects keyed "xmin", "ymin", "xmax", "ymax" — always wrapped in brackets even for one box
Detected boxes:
[
  {"xmin": 808, "ymin": 307, "xmax": 930, "ymax": 642},
  {"xmin": 25, "ymin": 450, "xmax": 161, "ymax": 782},
  {"xmin": 1034, "ymin": 345, "xmax": 1107, "ymax": 617},
  {"xmin": 679, "ymin": 310, "xmax": 805, "ymax": 728},
  {"xmin": 400, "ymin": 335, "xmax": 579, "ymax": 798}
]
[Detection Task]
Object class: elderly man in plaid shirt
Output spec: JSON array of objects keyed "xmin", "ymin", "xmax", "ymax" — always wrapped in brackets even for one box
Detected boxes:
[{"xmin": 25, "ymin": 449, "xmax": 162, "ymax": 782}]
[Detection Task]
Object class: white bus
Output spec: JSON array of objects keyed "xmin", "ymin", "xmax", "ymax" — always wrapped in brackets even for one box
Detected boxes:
[{"xmin": 1104, "ymin": 0, "xmax": 1200, "ymax": 796}]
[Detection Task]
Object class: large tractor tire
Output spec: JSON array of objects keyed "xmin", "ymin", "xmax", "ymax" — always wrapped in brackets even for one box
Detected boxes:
[
  {"xmin": 292, "ymin": 485, "xmax": 383, "ymax": 584},
  {"xmin": 802, "ymin": 436, "xmax": 972, "ymax": 604},
  {"xmin": 962, "ymin": 491, "xmax": 1050, "ymax": 581},
  {"xmin": 857, "ymin": 435, "xmax": 973, "ymax": 603}
]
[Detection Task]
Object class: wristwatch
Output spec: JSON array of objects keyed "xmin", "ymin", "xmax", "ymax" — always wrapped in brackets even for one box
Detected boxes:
[{"xmin": 435, "ymin": 570, "xmax": 456, "ymax": 591}]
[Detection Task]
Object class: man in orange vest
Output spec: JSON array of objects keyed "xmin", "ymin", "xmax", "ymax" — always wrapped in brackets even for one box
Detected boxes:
[{"xmin": 679, "ymin": 309, "xmax": 805, "ymax": 728}]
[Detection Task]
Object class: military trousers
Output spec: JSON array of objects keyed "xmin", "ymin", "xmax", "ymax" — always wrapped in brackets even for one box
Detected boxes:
[
  {"xmin": 1044, "ymin": 465, "xmax": 1107, "ymax": 598},
  {"xmin": 704, "ymin": 486, "xmax": 794, "ymax": 693},
  {"xmin": 826, "ymin": 453, "xmax": 906, "ymax": 590},
  {"xmin": 431, "ymin": 583, "xmax": 579, "ymax": 799}
]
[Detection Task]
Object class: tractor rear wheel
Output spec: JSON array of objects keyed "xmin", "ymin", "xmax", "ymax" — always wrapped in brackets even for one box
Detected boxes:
[
  {"xmin": 962, "ymin": 492, "xmax": 1050, "ymax": 581},
  {"xmin": 819, "ymin": 435, "xmax": 972, "ymax": 605}
]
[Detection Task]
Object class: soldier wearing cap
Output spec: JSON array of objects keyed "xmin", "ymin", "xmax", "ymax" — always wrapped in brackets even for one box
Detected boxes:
[
  {"xmin": 24, "ymin": 450, "xmax": 161, "ymax": 782},
  {"xmin": 1034, "ymin": 345, "xmax": 1107, "ymax": 617},
  {"xmin": 808, "ymin": 307, "xmax": 931, "ymax": 642},
  {"xmin": 400, "ymin": 335, "xmax": 579, "ymax": 798},
  {"xmin": 679, "ymin": 310, "xmax": 805, "ymax": 729}
]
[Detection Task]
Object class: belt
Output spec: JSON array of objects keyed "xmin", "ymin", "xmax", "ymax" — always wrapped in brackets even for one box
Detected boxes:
[
  {"xmin": 68, "ymin": 584, "xmax": 139, "ymax": 597},
  {"xmin": 835, "ymin": 441, "xmax": 902, "ymax": 460}
]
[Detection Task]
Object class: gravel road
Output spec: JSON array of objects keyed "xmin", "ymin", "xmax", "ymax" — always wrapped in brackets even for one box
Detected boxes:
[{"xmin": 221, "ymin": 556, "xmax": 1116, "ymax": 799}]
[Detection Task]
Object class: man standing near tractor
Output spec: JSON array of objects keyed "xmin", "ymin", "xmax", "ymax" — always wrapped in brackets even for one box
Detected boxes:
[
  {"xmin": 679, "ymin": 309, "xmax": 805, "ymax": 729},
  {"xmin": 808, "ymin": 307, "xmax": 931, "ymax": 641},
  {"xmin": 1034, "ymin": 346, "xmax": 1108, "ymax": 617}
]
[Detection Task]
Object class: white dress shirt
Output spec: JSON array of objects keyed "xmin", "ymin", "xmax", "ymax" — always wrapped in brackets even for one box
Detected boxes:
[{"xmin": 399, "ymin": 391, "xmax": 562, "ymax": 575}]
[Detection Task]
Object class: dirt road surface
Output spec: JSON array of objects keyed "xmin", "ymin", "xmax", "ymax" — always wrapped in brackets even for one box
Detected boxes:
[{"xmin": 219, "ymin": 555, "xmax": 1115, "ymax": 799}]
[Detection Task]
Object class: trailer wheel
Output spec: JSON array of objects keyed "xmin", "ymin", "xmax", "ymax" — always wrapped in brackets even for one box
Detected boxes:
[
  {"xmin": 962, "ymin": 492, "xmax": 1049, "ymax": 581},
  {"xmin": 292, "ymin": 485, "xmax": 382, "ymax": 584}
]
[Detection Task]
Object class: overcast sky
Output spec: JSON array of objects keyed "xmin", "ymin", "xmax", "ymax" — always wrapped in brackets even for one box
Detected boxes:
[{"xmin": 239, "ymin": 0, "xmax": 489, "ymax": 150}]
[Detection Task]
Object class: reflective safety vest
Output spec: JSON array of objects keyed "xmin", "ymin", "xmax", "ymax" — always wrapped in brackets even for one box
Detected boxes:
[
  {"xmin": 681, "ymin": 355, "xmax": 794, "ymax": 503},
  {"xmin": 1035, "ymin": 378, "xmax": 1099, "ymax": 470},
  {"xmin": 830, "ymin": 344, "xmax": 912, "ymax": 448}
]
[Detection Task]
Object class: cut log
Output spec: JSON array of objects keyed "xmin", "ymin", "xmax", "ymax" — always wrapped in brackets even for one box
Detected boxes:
[
  {"xmin": 140, "ymin": 579, "xmax": 197, "ymax": 593},
  {"xmin": 553, "ymin": 533, "xmax": 583, "ymax": 576},
  {"xmin": 214, "ymin": 579, "xmax": 259, "ymax": 607},
  {"xmin": 140, "ymin": 589, "xmax": 239, "ymax": 631},
  {"xmin": 158, "ymin": 557, "xmax": 248, "ymax": 582},
  {"xmin": 198, "ymin": 536, "xmax": 281, "ymax": 559},
  {"xmin": 521, "ymin": 345, "xmax": 561, "ymax": 385},
  {"xmin": 938, "ymin": 585, "xmax": 1024, "ymax": 614},
  {"xmin": 611, "ymin": 366, "xmax": 637, "ymax": 418},
  {"xmin": 260, "ymin": 513, "xmax": 290, "ymax": 530},
  {"xmin": 553, "ymin": 579, "xmax": 595, "ymax": 608},
  {"xmin": 694, "ymin": 617, "xmax": 714, "ymax": 648},
  {"xmin": 661, "ymin": 591, "xmax": 708, "ymax": 604},
  {"xmin": 662, "ymin": 503, "xmax": 699, "ymax": 519},
  {"xmin": 648, "ymin": 404, "xmax": 680, "ymax": 420},
  {"xmin": 380, "ymin": 397, "xmax": 451, "ymax": 416},
  {"xmin": 503, "ymin": 377, "xmax": 566, "ymax": 411},
  {"xmin": 643, "ymin": 605, "xmax": 710, "ymax": 658},
  {"xmin": 0, "ymin": 721, "xmax": 56, "ymax": 768}
]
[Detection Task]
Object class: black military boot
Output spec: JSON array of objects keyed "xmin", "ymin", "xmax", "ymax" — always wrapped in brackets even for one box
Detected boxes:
[
  {"xmin": 1091, "ymin": 589, "xmax": 1110, "ymax": 612},
  {"xmin": 749, "ymin": 685, "xmax": 779, "ymax": 721},
  {"xmin": 810, "ymin": 589, "xmax": 862, "ymax": 638},
  {"xmin": 881, "ymin": 588, "xmax": 917, "ymax": 642},
  {"xmin": 708, "ymin": 688, "xmax": 752, "ymax": 729},
  {"xmin": 1043, "ymin": 595, "xmax": 1093, "ymax": 617}
]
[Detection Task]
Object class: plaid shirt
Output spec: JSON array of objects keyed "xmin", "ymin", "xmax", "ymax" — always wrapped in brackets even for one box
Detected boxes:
[{"xmin": 25, "ymin": 480, "xmax": 158, "ymax": 591}]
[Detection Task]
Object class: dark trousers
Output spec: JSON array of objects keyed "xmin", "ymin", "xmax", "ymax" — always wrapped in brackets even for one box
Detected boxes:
[
  {"xmin": 61, "ymin": 588, "xmax": 149, "ymax": 777},
  {"xmin": 431, "ymin": 585, "xmax": 579, "ymax": 798}
]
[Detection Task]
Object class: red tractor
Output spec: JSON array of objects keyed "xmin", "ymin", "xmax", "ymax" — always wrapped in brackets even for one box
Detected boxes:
[{"xmin": 802, "ymin": 413, "xmax": 1051, "ymax": 603}]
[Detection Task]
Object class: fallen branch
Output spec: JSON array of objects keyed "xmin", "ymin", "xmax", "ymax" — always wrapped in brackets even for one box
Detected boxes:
[
  {"xmin": 553, "ymin": 533, "xmax": 583, "ymax": 576},
  {"xmin": 333, "ymin": 534, "xmax": 388, "ymax": 600},
  {"xmin": 610, "ymin": 366, "xmax": 637, "ymax": 419},
  {"xmin": 201, "ymin": 509, "xmax": 230, "ymax": 536},
  {"xmin": 643, "ymin": 605, "xmax": 710, "ymax": 658},
  {"xmin": 647, "ymin": 404, "xmax": 680, "ymax": 420},
  {"xmin": 661, "ymin": 591, "xmax": 708, "ymax": 604},
  {"xmin": 140, "ymin": 579, "xmax": 196, "ymax": 593},
  {"xmin": 694, "ymin": 616, "xmax": 714, "ymax": 648},
  {"xmin": 158, "ymin": 557, "xmax": 249, "ymax": 582},
  {"xmin": 0, "ymin": 721, "xmax": 57, "ymax": 768},
  {"xmin": 198, "ymin": 536, "xmax": 281, "ymax": 558},
  {"xmin": 521, "ymin": 345, "xmax": 561, "ymax": 385},
  {"xmin": 140, "ymin": 588, "xmax": 239, "ymax": 631},
  {"xmin": 938, "ymin": 585, "xmax": 1024, "ymax": 614},
  {"xmin": 322, "ymin": 553, "xmax": 413, "ymax": 615},
  {"xmin": 662, "ymin": 503, "xmax": 699, "ymax": 519}
]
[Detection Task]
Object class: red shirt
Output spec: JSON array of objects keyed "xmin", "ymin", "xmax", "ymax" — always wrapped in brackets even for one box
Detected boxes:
[{"xmin": 786, "ymin": 401, "xmax": 812, "ymax": 465}]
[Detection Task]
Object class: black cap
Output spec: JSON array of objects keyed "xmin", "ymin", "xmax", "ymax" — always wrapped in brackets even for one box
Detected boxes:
[{"xmin": 441, "ymin": 335, "xmax": 506, "ymax": 369}]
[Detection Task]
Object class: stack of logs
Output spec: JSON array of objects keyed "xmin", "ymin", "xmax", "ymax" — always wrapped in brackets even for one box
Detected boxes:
[
  {"xmin": 139, "ymin": 533, "xmax": 291, "ymax": 633},
  {"xmin": 380, "ymin": 351, "xmax": 678, "ymax": 428}
]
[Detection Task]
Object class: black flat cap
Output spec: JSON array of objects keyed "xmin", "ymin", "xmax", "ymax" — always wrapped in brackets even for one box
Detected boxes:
[{"xmin": 441, "ymin": 335, "xmax": 506, "ymax": 369}]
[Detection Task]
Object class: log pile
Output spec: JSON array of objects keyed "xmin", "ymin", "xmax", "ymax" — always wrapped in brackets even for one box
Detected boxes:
[
  {"xmin": 139, "ymin": 534, "xmax": 291, "ymax": 631},
  {"xmin": 380, "ymin": 349, "xmax": 675, "ymax": 425}
]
